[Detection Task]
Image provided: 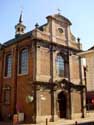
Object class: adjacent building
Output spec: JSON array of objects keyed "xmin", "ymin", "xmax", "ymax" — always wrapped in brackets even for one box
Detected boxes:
[
  {"xmin": 79, "ymin": 46, "xmax": 94, "ymax": 116},
  {"xmin": 0, "ymin": 13, "xmax": 85, "ymax": 123}
]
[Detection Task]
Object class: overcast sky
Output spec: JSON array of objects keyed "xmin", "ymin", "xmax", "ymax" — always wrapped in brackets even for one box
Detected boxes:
[{"xmin": 0, "ymin": 0, "xmax": 94, "ymax": 50}]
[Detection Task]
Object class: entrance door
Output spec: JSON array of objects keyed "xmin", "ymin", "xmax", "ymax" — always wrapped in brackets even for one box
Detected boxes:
[{"xmin": 58, "ymin": 91, "xmax": 67, "ymax": 118}]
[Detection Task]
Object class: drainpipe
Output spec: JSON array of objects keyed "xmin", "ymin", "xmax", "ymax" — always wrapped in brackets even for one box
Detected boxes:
[
  {"xmin": 49, "ymin": 18, "xmax": 54, "ymax": 122},
  {"xmin": 14, "ymin": 45, "xmax": 18, "ymax": 114},
  {"xmin": 50, "ymin": 43, "xmax": 54, "ymax": 122},
  {"xmin": 32, "ymin": 38, "xmax": 37, "ymax": 123}
]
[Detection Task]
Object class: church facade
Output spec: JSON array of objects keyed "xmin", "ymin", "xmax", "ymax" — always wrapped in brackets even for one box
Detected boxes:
[{"xmin": 0, "ymin": 13, "xmax": 86, "ymax": 123}]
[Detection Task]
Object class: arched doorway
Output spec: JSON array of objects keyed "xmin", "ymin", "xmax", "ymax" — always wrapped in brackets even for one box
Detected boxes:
[{"xmin": 58, "ymin": 91, "xmax": 67, "ymax": 118}]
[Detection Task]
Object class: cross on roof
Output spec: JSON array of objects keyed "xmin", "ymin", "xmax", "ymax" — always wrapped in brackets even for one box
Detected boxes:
[{"xmin": 57, "ymin": 8, "xmax": 62, "ymax": 14}]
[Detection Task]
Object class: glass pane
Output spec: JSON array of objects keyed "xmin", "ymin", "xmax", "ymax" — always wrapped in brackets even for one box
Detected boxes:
[
  {"xmin": 4, "ymin": 89, "xmax": 10, "ymax": 104},
  {"xmin": 20, "ymin": 49, "xmax": 28, "ymax": 74},
  {"xmin": 56, "ymin": 56, "xmax": 64, "ymax": 77},
  {"xmin": 5, "ymin": 55, "xmax": 12, "ymax": 77}
]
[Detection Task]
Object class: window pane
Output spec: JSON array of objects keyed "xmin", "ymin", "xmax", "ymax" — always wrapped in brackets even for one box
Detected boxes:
[
  {"xmin": 20, "ymin": 49, "xmax": 28, "ymax": 74},
  {"xmin": 56, "ymin": 56, "xmax": 64, "ymax": 77},
  {"xmin": 3, "ymin": 88, "xmax": 11, "ymax": 105},
  {"xmin": 5, "ymin": 55, "xmax": 12, "ymax": 77}
]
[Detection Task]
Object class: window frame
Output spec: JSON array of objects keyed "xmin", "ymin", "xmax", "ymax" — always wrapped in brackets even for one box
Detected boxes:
[
  {"xmin": 56, "ymin": 55, "xmax": 65, "ymax": 77},
  {"xmin": 5, "ymin": 54, "xmax": 12, "ymax": 77},
  {"xmin": 19, "ymin": 48, "xmax": 29, "ymax": 75},
  {"xmin": 3, "ymin": 86, "xmax": 11, "ymax": 105}
]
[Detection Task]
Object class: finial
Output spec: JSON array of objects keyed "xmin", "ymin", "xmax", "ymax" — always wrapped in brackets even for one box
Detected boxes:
[
  {"xmin": 57, "ymin": 8, "xmax": 61, "ymax": 15},
  {"xmin": 19, "ymin": 0, "xmax": 23, "ymax": 23},
  {"xmin": 19, "ymin": 11, "xmax": 23, "ymax": 23}
]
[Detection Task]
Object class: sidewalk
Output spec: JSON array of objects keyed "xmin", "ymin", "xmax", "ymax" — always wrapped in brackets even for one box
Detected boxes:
[{"xmin": 19, "ymin": 117, "xmax": 94, "ymax": 125}]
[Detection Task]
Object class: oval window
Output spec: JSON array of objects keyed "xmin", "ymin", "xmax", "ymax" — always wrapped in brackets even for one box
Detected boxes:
[{"xmin": 58, "ymin": 28, "xmax": 63, "ymax": 33}]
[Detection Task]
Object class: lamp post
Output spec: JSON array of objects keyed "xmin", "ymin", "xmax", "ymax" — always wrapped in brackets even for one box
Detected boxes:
[{"xmin": 77, "ymin": 38, "xmax": 85, "ymax": 118}]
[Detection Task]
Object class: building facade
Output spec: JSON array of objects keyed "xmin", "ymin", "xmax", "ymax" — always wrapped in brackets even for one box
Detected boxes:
[
  {"xmin": 79, "ymin": 46, "xmax": 94, "ymax": 116},
  {"xmin": 0, "ymin": 13, "xmax": 85, "ymax": 123}
]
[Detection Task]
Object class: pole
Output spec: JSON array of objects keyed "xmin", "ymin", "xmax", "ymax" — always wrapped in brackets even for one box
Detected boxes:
[
  {"xmin": 46, "ymin": 118, "xmax": 48, "ymax": 125},
  {"xmin": 77, "ymin": 38, "xmax": 84, "ymax": 118}
]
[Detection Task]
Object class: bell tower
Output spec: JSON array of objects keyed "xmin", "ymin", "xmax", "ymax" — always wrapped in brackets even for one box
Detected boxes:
[{"xmin": 15, "ymin": 12, "xmax": 26, "ymax": 37}]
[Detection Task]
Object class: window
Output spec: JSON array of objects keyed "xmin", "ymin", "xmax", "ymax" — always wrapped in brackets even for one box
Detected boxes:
[
  {"xmin": 18, "ymin": 27, "xmax": 20, "ymax": 32},
  {"xmin": 19, "ymin": 48, "xmax": 28, "ymax": 74},
  {"xmin": 86, "ymin": 98, "xmax": 94, "ymax": 110},
  {"xmin": 3, "ymin": 86, "xmax": 11, "ymax": 105},
  {"xmin": 58, "ymin": 27, "xmax": 63, "ymax": 33},
  {"xmin": 56, "ymin": 55, "xmax": 64, "ymax": 77},
  {"xmin": 21, "ymin": 28, "xmax": 23, "ymax": 32},
  {"xmin": 5, "ymin": 54, "xmax": 12, "ymax": 77}
]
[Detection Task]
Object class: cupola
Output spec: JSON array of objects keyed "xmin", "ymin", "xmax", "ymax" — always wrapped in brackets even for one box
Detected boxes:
[{"xmin": 15, "ymin": 12, "xmax": 26, "ymax": 37}]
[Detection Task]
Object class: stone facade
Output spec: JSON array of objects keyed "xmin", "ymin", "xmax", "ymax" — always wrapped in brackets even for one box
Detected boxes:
[{"xmin": 0, "ymin": 13, "xmax": 85, "ymax": 123}]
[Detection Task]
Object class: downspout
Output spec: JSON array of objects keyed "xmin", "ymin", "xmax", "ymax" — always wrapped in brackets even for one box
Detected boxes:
[
  {"xmin": 66, "ymin": 25, "xmax": 71, "ymax": 119},
  {"xmin": 49, "ymin": 18, "xmax": 54, "ymax": 122},
  {"xmin": 32, "ymin": 25, "xmax": 38, "ymax": 123},
  {"xmin": 32, "ymin": 40, "xmax": 37, "ymax": 123},
  {"xmin": 14, "ymin": 44, "xmax": 18, "ymax": 114}
]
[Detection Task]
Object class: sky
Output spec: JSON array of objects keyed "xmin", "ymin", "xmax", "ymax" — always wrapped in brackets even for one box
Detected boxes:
[{"xmin": 0, "ymin": 0, "xmax": 94, "ymax": 50}]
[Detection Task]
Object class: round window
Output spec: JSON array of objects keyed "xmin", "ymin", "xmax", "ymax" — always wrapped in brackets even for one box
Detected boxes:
[{"xmin": 58, "ymin": 28, "xmax": 63, "ymax": 33}]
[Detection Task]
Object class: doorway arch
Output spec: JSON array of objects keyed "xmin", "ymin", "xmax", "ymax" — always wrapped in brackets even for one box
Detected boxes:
[{"xmin": 58, "ymin": 91, "xmax": 67, "ymax": 118}]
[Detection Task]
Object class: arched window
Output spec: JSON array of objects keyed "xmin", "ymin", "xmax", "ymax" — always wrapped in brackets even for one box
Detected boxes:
[
  {"xmin": 19, "ymin": 48, "xmax": 28, "ymax": 74},
  {"xmin": 5, "ymin": 54, "xmax": 12, "ymax": 77},
  {"xmin": 56, "ymin": 55, "xmax": 64, "ymax": 77}
]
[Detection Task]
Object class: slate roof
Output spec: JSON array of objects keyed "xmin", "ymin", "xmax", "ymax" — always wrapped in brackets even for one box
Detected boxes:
[
  {"xmin": 0, "ymin": 30, "xmax": 32, "ymax": 48},
  {"xmin": 0, "ymin": 22, "xmax": 49, "ymax": 48}
]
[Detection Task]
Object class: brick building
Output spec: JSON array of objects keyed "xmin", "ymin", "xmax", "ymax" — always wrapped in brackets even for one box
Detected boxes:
[{"xmin": 0, "ymin": 13, "xmax": 85, "ymax": 123}]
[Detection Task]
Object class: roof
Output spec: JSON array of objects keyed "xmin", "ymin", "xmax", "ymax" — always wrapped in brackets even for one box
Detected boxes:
[
  {"xmin": 88, "ymin": 46, "xmax": 94, "ymax": 50},
  {"xmin": 1, "ymin": 30, "xmax": 32, "ymax": 48},
  {"xmin": 0, "ymin": 13, "xmax": 73, "ymax": 49},
  {"xmin": 38, "ymin": 23, "xmax": 48, "ymax": 31}
]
